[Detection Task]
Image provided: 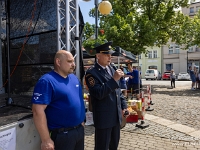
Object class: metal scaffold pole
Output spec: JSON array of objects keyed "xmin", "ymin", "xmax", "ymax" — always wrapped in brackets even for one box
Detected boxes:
[{"xmin": 57, "ymin": 0, "xmax": 80, "ymax": 79}]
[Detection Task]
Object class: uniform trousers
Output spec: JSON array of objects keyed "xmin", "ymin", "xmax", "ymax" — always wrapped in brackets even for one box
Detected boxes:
[
  {"xmin": 95, "ymin": 123, "xmax": 120, "ymax": 150},
  {"xmin": 50, "ymin": 125, "xmax": 84, "ymax": 150}
]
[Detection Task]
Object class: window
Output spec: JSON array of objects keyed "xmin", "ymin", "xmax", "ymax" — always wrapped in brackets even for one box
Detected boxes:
[
  {"xmin": 139, "ymin": 54, "xmax": 141, "ymax": 59},
  {"xmin": 153, "ymin": 50, "xmax": 157, "ymax": 58},
  {"xmin": 190, "ymin": 7, "xmax": 194, "ymax": 13},
  {"xmin": 169, "ymin": 44, "xmax": 180, "ymax": 54},
  {"xmin": 188, "ymin": 46, "xmax": 193, "ymax": 52},
  {"xmin": 146, "ymin": 70, "xmax": 154, "ymax": 73},
  {"xmin": 166, "ymin": 64, "xmax": 173, "ymax": 71},
  {"xmin": 196, "ymin": 6, "xmax": 200, "ymax": 12},
  {"xmin": 148, "ymin": 51, "xmax": 152, "ymax": 58},
  {"xmin": 169, "ymin": 45, "xmax": 173, "ymax": 54},
  {"xmin": 149, "ymin": 66, "xmax": 157, "ymax": 69},
  {"xmin": 175, "ymin": 45, "xmax": 179, "ymax": 54}
]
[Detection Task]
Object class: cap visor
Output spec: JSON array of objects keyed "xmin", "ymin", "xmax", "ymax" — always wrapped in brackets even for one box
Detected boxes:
[{"xmin": 101, "ymin": 50, "xmax": 115, "ymax": 54}]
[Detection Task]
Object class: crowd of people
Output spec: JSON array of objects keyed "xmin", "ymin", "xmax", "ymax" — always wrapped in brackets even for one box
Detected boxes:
[{"xmin": 170, "ymin": 66, "xmax": 200, "ymax": 90}]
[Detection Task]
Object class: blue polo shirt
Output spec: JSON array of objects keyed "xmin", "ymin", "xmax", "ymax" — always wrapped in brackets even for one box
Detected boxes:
[
  {"xmin": 127, "ymin": 70, "xmax": 139, "ymax": 84},
  {"xmin": 31, "ymin": 71, "xmax": 85, "ymax": 130}
]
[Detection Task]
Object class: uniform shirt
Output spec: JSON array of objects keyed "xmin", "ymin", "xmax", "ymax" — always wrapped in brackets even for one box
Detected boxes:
[{"xmin": 31, "ymin": 71, "xmax": 85, "ymax": 130}]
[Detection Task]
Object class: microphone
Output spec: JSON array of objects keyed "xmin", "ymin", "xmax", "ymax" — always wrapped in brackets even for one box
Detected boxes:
[
  {"xmin": 111, "ymin": 63, "xmax": 124, "ymax": 78},
  {"xmin": 111, "ymin": 63, "xmax": 117, "ymax": 71}
]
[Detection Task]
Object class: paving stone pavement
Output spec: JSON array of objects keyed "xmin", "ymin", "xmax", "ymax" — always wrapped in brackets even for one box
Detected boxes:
[
  {"xmin": 84, "ymin": 124, "xmax": 200, "ymax": 150},
  {"xmin": 84, "ymin": 85, "xmax": 200, "ymax": 150}
]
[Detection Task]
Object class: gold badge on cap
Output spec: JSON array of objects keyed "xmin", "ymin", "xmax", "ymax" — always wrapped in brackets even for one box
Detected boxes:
[{"xmin": 88, "ymin": 77, "xmax": 95, "ymax": 87}]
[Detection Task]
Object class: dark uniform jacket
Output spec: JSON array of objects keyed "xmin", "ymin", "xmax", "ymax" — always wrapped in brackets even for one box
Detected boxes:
[{"xmin": 85, "ymin": 63, "xmax": 127, "ymax": 129}]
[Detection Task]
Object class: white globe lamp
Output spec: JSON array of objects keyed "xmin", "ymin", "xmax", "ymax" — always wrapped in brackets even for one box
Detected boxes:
[{"xmin": 98, "ymin": 1, "xmax": 112, "ymax": 15}]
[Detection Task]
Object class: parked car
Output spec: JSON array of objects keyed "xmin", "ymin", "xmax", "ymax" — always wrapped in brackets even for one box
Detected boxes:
[
  {"xmin": 162, "ymin": 71, "xmax": 171, "ymax": 80},
  {"xmin": 177, "ymin": 72, "xmax": 190, "ymax": 81},
  {"xmin": 145, "ymin": 69, "xmax": 160, "ymax": 80}
]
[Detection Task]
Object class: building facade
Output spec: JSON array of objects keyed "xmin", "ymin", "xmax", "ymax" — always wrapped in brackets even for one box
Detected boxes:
[
  {"xmin": 162, "ymin": 2, "xmax": 200, "ymax": 75},
  {"xmin": 133, "ymin": 46, "xmax": 162, "ymax": 78}
]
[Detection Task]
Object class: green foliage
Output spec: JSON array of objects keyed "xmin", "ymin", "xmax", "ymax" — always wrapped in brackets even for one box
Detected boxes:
[
  {"xmin": 82, "ymin": 37, "xmax": 107, "ymax": 49},
  {"xmin": 84, "ymin": 0, "xmax": 193, "ymax": 54},
  {"xmin": 82, "ymin": 22, "xmax": 108, "ymax": 49}
]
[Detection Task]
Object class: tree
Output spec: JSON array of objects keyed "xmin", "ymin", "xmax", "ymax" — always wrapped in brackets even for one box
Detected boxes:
[
  {"xmin": 169, "ymin": 10, "xmax": 200, "ymax": 50},
  {"xmin": 85, "ymin": 0, "xmax": 190, "ymax": 54}
]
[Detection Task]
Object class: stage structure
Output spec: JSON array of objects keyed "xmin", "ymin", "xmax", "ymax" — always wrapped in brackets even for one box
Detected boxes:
[
  {"xmin": 0, "ymin": 0, "xmax": 85, "ymax": 149},
  {"xmin": 1, "ymin": 0, "xmax": 84, "ymax": 96},
  {"xmin": 57, "ymin": 0, "xmax": 82, "ymax": 79}
]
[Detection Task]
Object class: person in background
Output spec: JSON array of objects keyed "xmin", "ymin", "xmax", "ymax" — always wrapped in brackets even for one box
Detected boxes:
[
  {"xmin": 120, "ymin": 66, "xmax": 128, "ymax": 98},
  {"xmin": 32, "ymin": 50, "xmax": 85, "ymax": 150},
  {"xmin": 198, "ymin": 70, "xmax": 200, "ymax": 89},
  {"xmin": 194, "ymin": 67, "xmax": 199, "ymax": 89},
  {"xmin": 189, "ymin": 66, "xmax": 196, "ymax": 90},
  {"xmin": 127, "ymin": 63, "xmax": 140, "ymax": 99},
  {"xmin": 85, "ymin": 41, "xmax": 128, "ymax": 150},
  {"xmin": 139, "ymin": 70, "xmax": 142, "ymax": 91},
  {"xmin": 170, "ymin": 69, "xmax": 176, "ymax": 88}
]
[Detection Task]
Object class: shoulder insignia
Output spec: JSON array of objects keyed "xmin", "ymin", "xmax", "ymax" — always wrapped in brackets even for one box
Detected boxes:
[{"xmin": 88, "ymin": 77, "xmax": 95, "ymax": 87}]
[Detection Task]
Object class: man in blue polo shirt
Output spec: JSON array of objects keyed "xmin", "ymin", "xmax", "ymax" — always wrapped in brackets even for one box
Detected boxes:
[
  {"xmin": 32, "ymin": 50, "xmax": 85, "ymax": 150},
  {"xmin": 127, "ymin": 65, "xmax": 140, "ymax": 99}
]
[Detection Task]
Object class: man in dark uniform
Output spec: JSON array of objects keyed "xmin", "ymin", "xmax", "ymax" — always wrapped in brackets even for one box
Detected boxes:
[{"xmin": 85, "ymin": 41, "xmax": 128, "ymax": 150}]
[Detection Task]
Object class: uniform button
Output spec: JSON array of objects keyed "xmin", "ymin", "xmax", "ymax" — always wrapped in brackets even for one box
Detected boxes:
[{"xmin": 116, "ymin": 95, "xmax": 118, "ymax": 97}]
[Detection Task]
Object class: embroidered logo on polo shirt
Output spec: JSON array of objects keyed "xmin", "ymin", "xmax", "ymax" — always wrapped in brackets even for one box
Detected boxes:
[{"xmin": 33, "ymin": 93, "xmax": 42, "ymax": 100}]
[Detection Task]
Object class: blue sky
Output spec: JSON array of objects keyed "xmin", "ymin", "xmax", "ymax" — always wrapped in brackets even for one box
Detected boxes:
[{"xmin": 79, "ymin": 0, "xmax": 95, "ymax": 24}]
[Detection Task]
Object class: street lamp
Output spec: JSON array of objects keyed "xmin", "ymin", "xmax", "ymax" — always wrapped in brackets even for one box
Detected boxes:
[
  {"xmin": 83, "ymin": 0, "xmax": 112, "ymax": 39},
  {"xmin": 98, "ymin": 1, "xmax": 112, "ymax": 15}
]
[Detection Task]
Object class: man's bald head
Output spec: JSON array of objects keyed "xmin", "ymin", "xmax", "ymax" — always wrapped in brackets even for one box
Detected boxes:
[
  {"xmin": 54, "ymin": 50, "xmax": 75, "ymax": 78},
  {"xmin": 54, "ymin": 50, "xmax": 72, "ymax": 63}
]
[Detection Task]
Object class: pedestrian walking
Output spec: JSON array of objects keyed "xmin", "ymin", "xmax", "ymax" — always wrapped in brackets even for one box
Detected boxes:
[
  {"xmin": 170, "ymin": 69, "xmax": 176, "ymax": 88},
  {"xmin": 85, "ymin": 41, "xmax": 128, "ymax": 150},
  {"xmin": 32, "ymin": 50, "xmax": 85, "ymax": 150}
]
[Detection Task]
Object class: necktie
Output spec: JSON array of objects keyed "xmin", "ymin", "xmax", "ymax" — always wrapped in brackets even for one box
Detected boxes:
[{"xmin": 105, "ymin": 68, "xmax": 111, "ymax": 76}]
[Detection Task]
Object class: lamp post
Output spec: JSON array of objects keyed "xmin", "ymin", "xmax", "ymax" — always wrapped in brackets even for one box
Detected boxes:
[
  {"xmin": 95, "ymin": 0, "xmax": 98, "ymax": 40},
  {"xmin": 83, "ymin": 0, "xmax": 112, "ymax": 40}
]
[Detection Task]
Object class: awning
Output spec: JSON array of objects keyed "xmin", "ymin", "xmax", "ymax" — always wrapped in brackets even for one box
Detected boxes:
[
  {"xmin": 83, "ymin": 46, "xmax": 136, "ymax": 66},
  {"xmin": 112, "ymin": 46, "xmax": 136, "ymax": 61}
]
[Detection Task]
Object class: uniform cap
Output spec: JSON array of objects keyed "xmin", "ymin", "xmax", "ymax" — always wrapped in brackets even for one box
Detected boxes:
[{"xmin": 94, "ymin": 41, "xmax": 114, "ymax": 54}]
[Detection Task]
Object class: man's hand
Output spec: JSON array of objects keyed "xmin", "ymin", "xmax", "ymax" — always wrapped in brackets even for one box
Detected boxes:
[
  {"xmin": 81, "ymin": 122, "xmax": 85, "ymax": 127},
  {"xmin": 122, "ymin": 109, "xmax": 130, "ymax": 118},
  {"xmin": 129, "ymin": 75, "xmax": 133, "ymax": 79},
  {"xmin": 41, "ymin": 138, "xmax": 54, "ymax": 150},
  {"xmin": 113, "ymin": 69, "xmax": 124, "ymax": 81}
]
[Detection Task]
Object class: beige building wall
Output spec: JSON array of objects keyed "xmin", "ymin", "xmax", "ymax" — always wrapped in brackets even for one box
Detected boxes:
[
  {"xmin": 182, "ymin": 1, "xmax": 200, "ymax": 17},
  {"xmin": 162, "ymin": 2, "xmax": 200, "ymax": 75},
  {"xmin": 162, "ymin": 42, "xmax": 187, "ymax": 75},
  {"xmin": 132, "ymin": 46, "xmax": 162, "ymax": 78}
]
